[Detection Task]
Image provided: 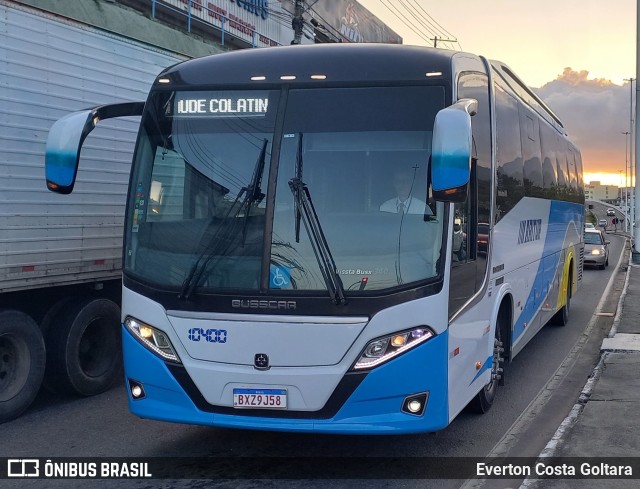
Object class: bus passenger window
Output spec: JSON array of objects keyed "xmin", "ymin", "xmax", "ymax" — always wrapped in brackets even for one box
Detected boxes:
[{"xmin": 452, "ymin": 203, "xmax": 468, "ymax": 264}]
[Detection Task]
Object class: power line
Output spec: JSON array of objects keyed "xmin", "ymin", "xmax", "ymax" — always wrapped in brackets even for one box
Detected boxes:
[
  {"xmin": 307, "ymin": 7, "xmax": 348, "ymax": 42},
  {"xmin": 272, "ymin": 0, "xmax": 460, "ymax": 48},
  {"xmin": 371, "ymin": 0, "xmax": 460, "ymax": 49},
  {"xmin": 398, "ymin": 0, "xmax": 446, "ymax": 38},
  {"xmin": 377, "ymin": 0, "xmax": 435, "ymax": 46},
  {"xmin": 395, "ymin": 0, "xmax": 457, "ymax": 49},
  {"xmin": 408, "ymin": 0, "xmax": 459, "ymax": 41},
  {"xmin": 401, "ymin": 0, "xmax": 460, "ymax": 49}
]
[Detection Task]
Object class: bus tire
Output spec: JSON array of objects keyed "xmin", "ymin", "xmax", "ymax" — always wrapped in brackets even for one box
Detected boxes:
[
  {"xmin": 551, "ymin": 273, "xmax": 572, "ymax": 327},
  {"xmin": 470, "ymin": 324, "xmax": 504, "ymax": 414},
  {"xmin": 0, "ymin": 310, "xmax": 46, "ymax": 423},
  {"xmin": 44, "ymin": 298, "xmax": 122, "ymax": 396}
]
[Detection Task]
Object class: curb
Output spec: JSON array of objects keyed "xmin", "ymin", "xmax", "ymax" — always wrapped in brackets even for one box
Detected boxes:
[{"xmin": 519, "ymin": 238, "xmax": 633, "ymax": 489}]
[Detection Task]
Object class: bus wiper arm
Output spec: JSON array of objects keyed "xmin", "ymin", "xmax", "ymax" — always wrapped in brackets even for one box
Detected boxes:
[
  {"xmin": 294, "ymin": 133, "xmax": 303, "ymax": 242},
  {"xmin": 241, "ymin": 139, "xmax": 267, "ymax": 245},
  {"xmin": 179, "ymin": 139, "xmax": 268, "ymax": 300},
  {"xmin": 178, "ymin": 191, "xmax": 245, "ymax": 300},
  {"xmin": 288, "ymin": 177, "xmax": 346, "ymax": 305}
]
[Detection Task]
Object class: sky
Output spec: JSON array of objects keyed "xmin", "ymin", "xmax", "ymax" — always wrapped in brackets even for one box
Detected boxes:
[{"xmin": 358, "ymin": 0, "xmax": 637, "ymax": 186}]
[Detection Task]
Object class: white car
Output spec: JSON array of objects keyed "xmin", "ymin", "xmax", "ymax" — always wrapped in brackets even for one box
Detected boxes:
[
  {"xmin": 585, "ymin": 222, "xmax": 595, "ymax": 229},
  {"xmin": 607, "ymin": 208, "xmax": 615, "ymax": 216},
  {"xmin": 584, "ymin": 229, "xmax": 609, "ymax": 269}
]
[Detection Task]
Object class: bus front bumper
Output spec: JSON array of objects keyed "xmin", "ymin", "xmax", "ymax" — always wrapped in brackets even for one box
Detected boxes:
[{"xmin": 122, "ymin": 326, "xmax": 449, "ymax": 434}]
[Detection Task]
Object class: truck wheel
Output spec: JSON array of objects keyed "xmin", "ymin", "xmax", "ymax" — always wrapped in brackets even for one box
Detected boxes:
[
  {"xmin": 44, "ymin": 298, "xmax": 122, "ymax": 396},
  {"xmin": 0, "ymin": 310, "xmax": 46, "ymax": 423},
  {"xmin": 39, "ymin": 297, "xmax": 74, "ymax": 337}
]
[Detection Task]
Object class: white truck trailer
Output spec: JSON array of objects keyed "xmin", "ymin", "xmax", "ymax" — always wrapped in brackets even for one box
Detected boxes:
[{"xmin": 0, "ymin": 0, "xmax": 195, "ymax": 422}]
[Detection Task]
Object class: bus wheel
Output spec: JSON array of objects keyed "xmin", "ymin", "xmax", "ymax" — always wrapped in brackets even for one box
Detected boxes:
[
  {"xmin": 44, "ymin": 298, "xmax": 122, "ymax": 396},
  {"xmin": 0, "ymin": 310, "xmax": 46, "ymax": 423},
  {"xmin": 551, "ymin": 276, "xmax": 571, "ymax": 327},
  {"xmin": 471, "ymin": 327, "xmax": 504, "ymax": 414}
]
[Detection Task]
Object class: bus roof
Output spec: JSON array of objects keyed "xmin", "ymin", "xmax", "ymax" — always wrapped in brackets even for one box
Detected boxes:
[{"xmin": 156, "ymin": 44, "xmax": 458, "ymax": 87}]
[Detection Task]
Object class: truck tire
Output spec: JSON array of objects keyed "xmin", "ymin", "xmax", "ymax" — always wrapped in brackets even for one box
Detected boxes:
[
  {"xmin": 39, "ymin": 297, "xmax": 74, "ymax": 337},
  {"xmin": 0, "ymin": 310, "xmax": 46, "ymax": 423},
  {"xmin": 44, "ymin": 298, "xmax": 122, "ymax": 396}
]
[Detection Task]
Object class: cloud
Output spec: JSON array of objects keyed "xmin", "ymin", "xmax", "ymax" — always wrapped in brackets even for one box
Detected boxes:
[{"xmin": 534, "ymin": 68, "xmax": 633, "ymax": 176}]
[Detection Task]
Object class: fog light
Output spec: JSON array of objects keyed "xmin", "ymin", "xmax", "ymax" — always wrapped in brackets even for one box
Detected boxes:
[
  {"xmin": 407, "ymin": 400, "xmax": 422, "ymax": 413},
  {"xmin": 402, "ymin": 392, "xmax": 428, "ymax": 416},
  {"xmin": 128, "ymin": 379, "xmax": 146, "ymax": 400}
]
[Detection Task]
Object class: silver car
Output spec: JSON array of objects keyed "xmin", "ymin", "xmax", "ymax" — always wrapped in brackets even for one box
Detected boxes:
[{"xmin": 584, "ymin": 229, "xmax": 609, "ymax": 269}]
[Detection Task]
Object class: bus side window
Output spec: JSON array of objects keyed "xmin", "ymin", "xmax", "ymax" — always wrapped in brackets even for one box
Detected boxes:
[{"xmin": 452, "ymin": 203, "xmax": 468, "ymax": 265}]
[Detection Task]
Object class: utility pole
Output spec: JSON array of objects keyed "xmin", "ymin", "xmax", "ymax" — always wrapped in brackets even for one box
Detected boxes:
[
  {"xmin": 624, "ymin": 131, "xmax": 630, "ymax": 232},
  {"xmin": 291, "ymin": 0, "xmax": 304, "ymax": 45},
  {"xmin": 625, "ymin": 78, "xmax": 635, "ymax": 235},
  {"xmin": 430, "ymin": 36, "xmax": 457, "ymax": 48},
  {"xmin": 635, "ymin": 0, "xmax": 640, "ymax": 251}
]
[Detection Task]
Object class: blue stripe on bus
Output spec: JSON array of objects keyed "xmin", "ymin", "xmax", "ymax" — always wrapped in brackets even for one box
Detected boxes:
[{"xmin": 512, "ymin": 201, "xmax": 583, "ymax": 343}]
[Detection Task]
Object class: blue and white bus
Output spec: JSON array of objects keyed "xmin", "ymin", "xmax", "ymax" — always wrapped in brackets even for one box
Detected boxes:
[{"xmin": 45, "ymin": 44, "xmax": 584, "ymax": 434}]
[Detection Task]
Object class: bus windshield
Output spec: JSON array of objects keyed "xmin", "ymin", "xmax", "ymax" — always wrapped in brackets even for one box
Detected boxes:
[{"xmin": 124, "ymin": 86, "xmax": 446, "ymax": 294}]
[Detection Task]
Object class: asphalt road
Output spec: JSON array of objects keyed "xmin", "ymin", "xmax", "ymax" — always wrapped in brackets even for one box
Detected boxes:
[{"xmin": 0, "ymin": 232, "xmax": 628, "ymax": 489}]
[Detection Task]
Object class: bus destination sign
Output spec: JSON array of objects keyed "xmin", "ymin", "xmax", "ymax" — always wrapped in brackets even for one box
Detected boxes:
[{"xmin": 175, "ymin": 92, "xmax": 269, "ymax": 118}]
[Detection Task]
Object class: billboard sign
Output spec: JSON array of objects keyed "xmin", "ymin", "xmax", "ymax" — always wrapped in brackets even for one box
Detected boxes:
[{"xmin": 161, "ymin": 1, "xmax": 401, "ymax": 46}]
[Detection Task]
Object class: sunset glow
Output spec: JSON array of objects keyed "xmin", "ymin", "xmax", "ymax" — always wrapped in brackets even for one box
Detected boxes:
[
  {"xmin": 359, "ymin": 0, "xmax": 636, "ymax": 179},
  {"xmin": 584, "ymin": 172, "xmax": 635, "ymax": 187}
]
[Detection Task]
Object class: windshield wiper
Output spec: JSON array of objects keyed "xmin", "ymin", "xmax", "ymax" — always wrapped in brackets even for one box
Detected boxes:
[
  {"xmin": 288, "ymin": 153, "xmax": 346, "ymax": 305},
  {"xmin": 294, "ymin": 133, "xmax": 303, "ymax": 242},
  {"xmin": 178, "ymin": 139, "xmax": 268, "ymax": 300},
  {"xmin": 241, "ymin": 139, "xmax": 267, "ymax": 245}
]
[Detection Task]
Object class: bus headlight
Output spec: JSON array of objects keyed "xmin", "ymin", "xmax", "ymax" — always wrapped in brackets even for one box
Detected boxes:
[
  {"xmin": 351, "ymin": 327, "xmax": 435, "ymax": 371},
  {"xmin": 124, "ymin": 316, "xmax": 181, "ymax": 364}
]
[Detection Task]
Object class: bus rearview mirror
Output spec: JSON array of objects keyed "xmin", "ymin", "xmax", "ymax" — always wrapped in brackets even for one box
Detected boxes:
[
  {"xmin": 431, "ymin": 98, "xmax": 476, "ymax": 203},
  {"xmin": 45, "ymin": 102, "xmax": 145, "ymax": 194}
]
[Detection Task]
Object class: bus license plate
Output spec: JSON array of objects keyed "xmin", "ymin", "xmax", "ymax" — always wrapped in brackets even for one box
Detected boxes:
[{"xmin": 233, "ymin": 388, "xmax": 287, "ymax": 409}]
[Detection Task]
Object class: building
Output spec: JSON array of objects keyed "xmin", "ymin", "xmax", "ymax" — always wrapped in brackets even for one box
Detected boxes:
[
  {"xmin": 17, "ymin": 1, "xmax": 400, "ymax": 53},
  {"xmin": 585, "ymin": 181, "xmax": 619, "ymax": 203},
  {"xmin": 119, "ymin": 0, "xmax": 402, "ymax": 49}
]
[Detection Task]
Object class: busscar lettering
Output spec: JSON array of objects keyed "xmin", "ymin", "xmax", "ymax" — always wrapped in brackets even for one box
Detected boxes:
[
  {"xmin": 517, "ymin": 219, "xmax": 542, "ymax": 244},
  {"xmin": 232, "ymin": 299, "xmax": 296, "ymax": 310}
]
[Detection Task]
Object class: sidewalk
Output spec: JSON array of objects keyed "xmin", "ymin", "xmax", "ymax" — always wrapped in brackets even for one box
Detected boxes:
[{"xmin": 524, "ymin": 245, "xmax": 640, "ymax": 488}]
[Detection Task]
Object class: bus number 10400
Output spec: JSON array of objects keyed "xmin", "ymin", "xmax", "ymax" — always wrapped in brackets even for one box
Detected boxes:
[{"xmin": 187, "ymin": 328, "xmax": 227, "ymax": 343}]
